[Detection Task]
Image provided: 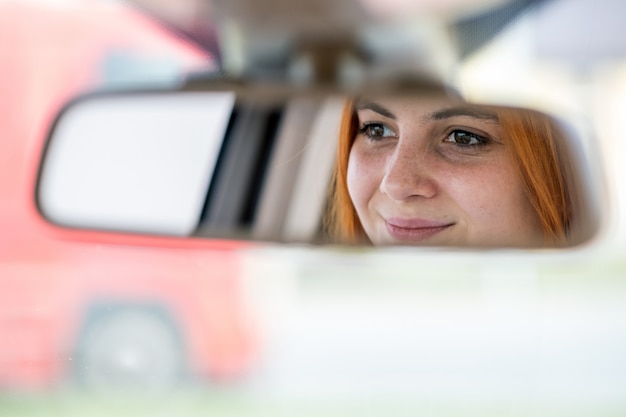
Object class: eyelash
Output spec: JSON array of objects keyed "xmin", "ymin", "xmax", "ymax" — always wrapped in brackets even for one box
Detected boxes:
[
  {"xmin": 358, "ymin": 122, "xmax": 491, "ymax": 148},
  {"xmin": 444, "ymin": 129, "xmax": 490, "ymax": 147}
]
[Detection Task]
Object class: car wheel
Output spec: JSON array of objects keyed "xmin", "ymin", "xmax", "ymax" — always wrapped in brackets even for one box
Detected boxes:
[{"xmin": 74, "ymin": 306, "xmax": 186, "ymax": 391}]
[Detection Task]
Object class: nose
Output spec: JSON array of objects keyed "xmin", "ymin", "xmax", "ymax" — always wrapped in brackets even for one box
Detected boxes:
[{"xmin": 380, "ymin": 143, "xmax": 438, "ymax": 201}]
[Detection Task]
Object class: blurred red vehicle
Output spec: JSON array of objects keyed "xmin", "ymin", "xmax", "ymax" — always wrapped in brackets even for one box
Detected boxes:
[{"xmin": 0, "ymin": 1, "xmax": 257, "ymax": 389}]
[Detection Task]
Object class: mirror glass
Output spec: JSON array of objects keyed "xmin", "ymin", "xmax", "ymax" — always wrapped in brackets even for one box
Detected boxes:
[{"xmin": 37, "ymin": 89, "xmax": 599, "ymax": 248}]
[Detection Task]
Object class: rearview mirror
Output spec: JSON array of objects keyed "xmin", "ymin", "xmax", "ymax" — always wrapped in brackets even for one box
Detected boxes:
[{"xmin": 37, "ymin": 84, "xmax": 600, "ymax": 248}]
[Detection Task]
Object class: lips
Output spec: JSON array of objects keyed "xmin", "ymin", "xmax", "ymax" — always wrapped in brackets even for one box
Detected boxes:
[{"xmin": 384, "ymin": 217, "xmax": 453, "ymax": 241}]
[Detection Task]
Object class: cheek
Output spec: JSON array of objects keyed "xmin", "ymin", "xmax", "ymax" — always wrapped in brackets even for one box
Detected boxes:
[
  {"xmin": 446, "ymin": 162, "xmax": 539, "ymax": 237},
  {"xmin": 346, "ymin": 147, "xmax": 381, "ymax": 212}
]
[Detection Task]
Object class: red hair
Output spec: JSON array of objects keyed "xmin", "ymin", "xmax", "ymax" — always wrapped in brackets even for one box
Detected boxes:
[{"xmin": 326, "ymin": 99, "xmax": 577, "ymax": 246}]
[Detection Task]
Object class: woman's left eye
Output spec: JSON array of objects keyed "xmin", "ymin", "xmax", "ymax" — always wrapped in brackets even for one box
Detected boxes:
[{"xmin": 444, "ymin": 130, "xmax": 489, "ymax": 146}]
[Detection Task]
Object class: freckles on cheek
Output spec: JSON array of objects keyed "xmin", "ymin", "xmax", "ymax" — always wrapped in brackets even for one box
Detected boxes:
[{"xmin": 447, "ymin": 165, "xmax": 508, "ymax": 220}]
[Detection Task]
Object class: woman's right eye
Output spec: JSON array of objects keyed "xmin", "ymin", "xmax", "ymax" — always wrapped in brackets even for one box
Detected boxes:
[{"xmin": 358, "ymin": 123, "xmax": 397, "ymax": 140}]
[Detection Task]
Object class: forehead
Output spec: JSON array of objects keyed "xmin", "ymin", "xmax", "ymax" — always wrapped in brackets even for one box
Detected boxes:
[
  {"xmin": 354, "ymin": 96, "xmax": 500, "ymax": 124},
  {"xmin": 355, "ymin": 95, "xmax": 461, "ymax": 112}
]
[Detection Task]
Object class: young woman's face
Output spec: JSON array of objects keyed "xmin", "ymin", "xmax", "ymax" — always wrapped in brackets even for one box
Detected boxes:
[{"xmin": 347, "ymin": 97, "xmax": 543, "ymax": 247}]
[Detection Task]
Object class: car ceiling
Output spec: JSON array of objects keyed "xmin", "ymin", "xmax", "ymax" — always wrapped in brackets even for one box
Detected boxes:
[{"xmin": 126, "ymin": 0, "xmax": 551, "ymax": 67}]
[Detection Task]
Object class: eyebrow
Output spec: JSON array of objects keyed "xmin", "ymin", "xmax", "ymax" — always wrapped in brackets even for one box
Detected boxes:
[
  {"xmin": 428, "ymin": 107, "xmax": 499, "ymax": 123},
  {"xmin": 355, "ymin": 100, "xmax": 499, "ymax": 123},
  {"xmin": 354, "ymin": 101, "xmax": 397, "ymax": 120}
]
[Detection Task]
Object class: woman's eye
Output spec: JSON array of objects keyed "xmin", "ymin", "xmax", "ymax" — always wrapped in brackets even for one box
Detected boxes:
[
  {"xmin": 445, "ymin": 130, "xmax": 489, "ymax": 146},
  {"xmin": 359, "ymin": 123, "xmax": 396, "ymax": 140}
]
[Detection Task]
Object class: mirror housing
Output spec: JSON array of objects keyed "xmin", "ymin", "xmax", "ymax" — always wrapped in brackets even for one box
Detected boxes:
[{"xmin": 37, "ymin": 78, "xmax": 601, "ymax": 248}]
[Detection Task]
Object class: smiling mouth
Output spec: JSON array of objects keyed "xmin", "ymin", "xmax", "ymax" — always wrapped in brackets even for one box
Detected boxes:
[{"xmin": 384, "ymin": 218, "xmax": 454, "ymax": 241}]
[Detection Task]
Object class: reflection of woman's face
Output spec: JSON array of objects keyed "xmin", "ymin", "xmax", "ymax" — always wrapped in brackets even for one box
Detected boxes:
[{"xmin": 347, "ymin": 97, "xmax": 542, "ymax": 247}]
